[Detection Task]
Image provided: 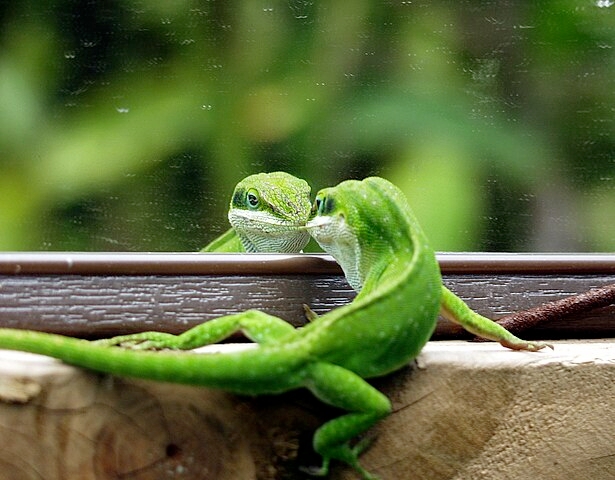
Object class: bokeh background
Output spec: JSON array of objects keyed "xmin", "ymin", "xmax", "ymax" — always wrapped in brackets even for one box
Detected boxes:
[{"xmin": 0, "ymin": 1, "xmax": 613, "ymax": 252}]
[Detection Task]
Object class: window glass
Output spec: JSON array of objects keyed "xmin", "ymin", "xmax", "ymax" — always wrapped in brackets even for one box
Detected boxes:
[{"xmin": 0, "ymin": 1, "xmax": 613, "ymax": 251}]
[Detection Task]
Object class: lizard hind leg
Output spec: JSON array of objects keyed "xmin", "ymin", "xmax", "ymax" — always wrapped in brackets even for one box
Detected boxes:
[
  {"xmin": 303, "ymin": 362, "xmax": 391, "ymax": 479},
  {"xmin": 93, "ymin": 310, "xmax": 298, "ymax": 350}
]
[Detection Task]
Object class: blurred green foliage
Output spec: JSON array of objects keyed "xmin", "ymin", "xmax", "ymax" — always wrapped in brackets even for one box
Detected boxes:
[{"xmin": 0, "ymin": 0, "xmax": 613, "ymax": 251}]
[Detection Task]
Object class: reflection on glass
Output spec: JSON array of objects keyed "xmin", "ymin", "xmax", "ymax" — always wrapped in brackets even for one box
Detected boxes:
[{"xmin": 0, "ymin": 1, "xmax": 613, "ymax": 252}]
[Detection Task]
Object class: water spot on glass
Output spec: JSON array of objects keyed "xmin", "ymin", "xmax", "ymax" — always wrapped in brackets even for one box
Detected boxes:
[{"xmin": 288, "ymin": 0, "xmax": 313, "ymax": 21}]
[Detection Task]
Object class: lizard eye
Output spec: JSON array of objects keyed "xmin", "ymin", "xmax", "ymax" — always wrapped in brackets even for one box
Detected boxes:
[
  {"xmin": 313, "ymin": 195, "xmax": 324, "ymax": 215},
  {"xmin": 313, "ymin": 194, "xmax": 333, "ymax": 216},
  {"xmin": 246, "ymin": 189, "xmax": 260, "ymax": 209}
]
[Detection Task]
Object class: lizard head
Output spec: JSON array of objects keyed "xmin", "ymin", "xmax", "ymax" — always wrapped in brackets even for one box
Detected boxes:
[
  {"xmin": 307, "ymin": 177, "xmax": 420, "ymax": 292},
  {"xmin": 228, "ymin": 172, "xmax": 312, "ymax": 252}
]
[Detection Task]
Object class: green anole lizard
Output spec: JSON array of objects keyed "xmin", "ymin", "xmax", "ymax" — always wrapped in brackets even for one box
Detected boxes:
[
  {"xmin": 0, "ymin": 177, "xmax": 550, "ymax": 479},
  {"xmin": 201, "ymin": 172, "xmax": 550, "ymax": 349},
  {"xmin": 200, "ymin": 171, "xmax": 312, "ymax": 253}
]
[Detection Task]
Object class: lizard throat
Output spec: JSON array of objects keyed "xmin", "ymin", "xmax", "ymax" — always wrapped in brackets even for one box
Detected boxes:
[
  {"xmin": 229, "ymin": 209, "xmax": 309, "ymax": 253},
  {"xmin": 306, "ymin": 216, "xmax": 363, "ymax": 291}
]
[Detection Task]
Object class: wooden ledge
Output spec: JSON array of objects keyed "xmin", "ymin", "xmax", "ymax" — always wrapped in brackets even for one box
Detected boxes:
[
  {"xmin": 0, "ymin": 253, "xmax": 614, "ymax": 478},
  {"xmin": 0, "ymin": 340, "xmax": 613, "ymax": 479}
]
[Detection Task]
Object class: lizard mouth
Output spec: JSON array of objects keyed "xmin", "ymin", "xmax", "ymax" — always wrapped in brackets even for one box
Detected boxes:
[
  {"xmin": 305, "ymin": 215, "xmax": 341, "ymax": 242},
  {"xmin": 230, "ymin": 209, "xmax": 308, "ymax": 228},
  {"xmin": 305, "ymin": 215, "xmax": 332, "ymax": 230}
]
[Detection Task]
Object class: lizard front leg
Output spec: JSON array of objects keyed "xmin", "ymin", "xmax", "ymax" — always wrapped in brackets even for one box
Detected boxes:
[
  {"xmin": 302, "ymin": 362, "xmax": 391, "ymax": 480},
  {"xmin": 440, "ymin": 286, "xmax": 553, "ymax": 351},
  {"xmin": 94, "ymin": 310, "xmax": 297, "ymax": 350}
]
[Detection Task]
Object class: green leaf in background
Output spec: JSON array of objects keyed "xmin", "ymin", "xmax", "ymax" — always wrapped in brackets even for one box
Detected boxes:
[{"xmin": 0, "ymin": 1, "xmax": 613, "ymax": 251}]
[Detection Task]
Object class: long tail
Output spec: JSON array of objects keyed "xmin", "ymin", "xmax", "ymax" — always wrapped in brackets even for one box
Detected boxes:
[{"xmin": 0, "ymin": 328, "xmax": 304, "ymax": 394}]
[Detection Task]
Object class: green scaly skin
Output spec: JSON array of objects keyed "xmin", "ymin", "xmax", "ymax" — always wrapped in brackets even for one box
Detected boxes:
[
  {"xmin": 0, "ymin": 177, "xmax": 550, "ymax": 479},
  {"xmin": 200, "ymin": 171, "xmax": 312, "ymax": 253},
  {"xmin": 204, "ymin": 172, "xmax": 552, "ymax": 352}
]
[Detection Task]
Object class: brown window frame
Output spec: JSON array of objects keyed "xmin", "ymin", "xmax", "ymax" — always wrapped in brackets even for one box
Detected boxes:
[{"xmin": 0, "ymin": 252, "xmax": 614, "ymax": 340}]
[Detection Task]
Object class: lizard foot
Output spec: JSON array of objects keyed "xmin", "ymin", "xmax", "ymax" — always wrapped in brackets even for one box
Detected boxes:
[
  {"xmin": 500, "ymin": 339, "xmax": 554, "ymax": 352},
  {"xmin": 300, "ymin": 438, "xmax": 379, "ymax": 480},
  {"xmin": 302, "ymin": 304, "xmax": 320, "ymax": 322},
  {"xmin": 92, "ymin": 332, "xmax": 178, "ymax": 350}
]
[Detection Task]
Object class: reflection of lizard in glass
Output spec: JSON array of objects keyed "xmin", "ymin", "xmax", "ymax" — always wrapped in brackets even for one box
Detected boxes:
[{"xmin": 200, "ymin": 171, "xmax": 312, "ymax": 253}]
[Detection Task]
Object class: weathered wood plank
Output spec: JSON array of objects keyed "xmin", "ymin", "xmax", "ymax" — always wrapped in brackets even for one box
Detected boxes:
[
  {"xmin": 362, "ymin": 340, "xmax": 615, "ymax": 480},
  {"xmin": 0, "ymin": 253, "xmax": 614, "ymax": 479},
  {"xmin": 0, "ymin": 349, "xmax": 319, "ymax": 480},
  {"xmin": 0, "ymin": 253, "xmax": 614, "ymax": 339},
  {"xmin": 1, "ymin": 341, "xmax": 614, "ymax": 479}
]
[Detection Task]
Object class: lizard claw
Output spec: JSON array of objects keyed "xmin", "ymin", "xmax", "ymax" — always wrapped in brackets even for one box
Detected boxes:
[
  {"xmin": 303, "ymin": 304, "xmax": 320, "ymax": 322},
  {"xmin": 299, "ymin": 464, "xmax": 328, "ymax": 477},
  {"xmin": 92, "ymin": 335, "xmax": 172, "ymax": 350},
  {"xmin": 500, "ymin": 339, "xmax": 554, "ymax": 351},
  {"xmin": 301, "ymin": 436, "xmax": 380, "ymax": 480}
]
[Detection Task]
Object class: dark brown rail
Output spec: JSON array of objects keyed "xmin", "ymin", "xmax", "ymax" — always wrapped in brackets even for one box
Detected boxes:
[{"xmin": 0, "ymin": 252, "xmax": 614, "ymax": 340}]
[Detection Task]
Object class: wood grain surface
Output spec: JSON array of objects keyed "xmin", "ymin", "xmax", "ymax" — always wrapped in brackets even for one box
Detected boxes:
[
  {"xmin": 0, "ymin": 253, "xmax": 614, "ymax": 479},
  {"xmin": 0, "ymin": 253, "xmax": 614, "ymax": 339}
]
